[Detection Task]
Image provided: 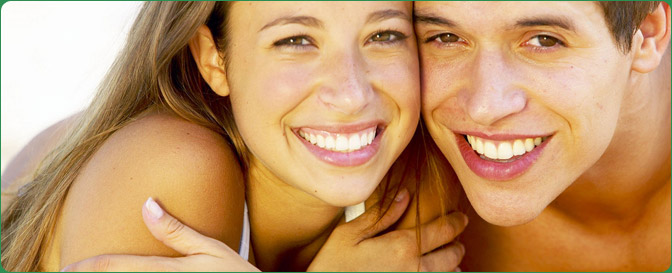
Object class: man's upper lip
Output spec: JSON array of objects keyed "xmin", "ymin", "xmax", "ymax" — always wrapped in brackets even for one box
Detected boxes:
[
  {"xmin": 294, "ymin": 120, "xmax": 384, "ymax": 134},
  {"xmin": 455, "ymin": 130, "xmax": 553, "ymax": 141}
]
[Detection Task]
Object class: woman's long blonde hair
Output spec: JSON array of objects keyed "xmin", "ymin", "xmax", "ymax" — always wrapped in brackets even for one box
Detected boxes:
[{"xmin": 1, "ymin": 2, "xmax": 245, "ymax": 271}]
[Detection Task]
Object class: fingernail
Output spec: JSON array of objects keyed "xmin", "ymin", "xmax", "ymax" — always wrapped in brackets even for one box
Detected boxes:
[
  {"xmin": 463, "ymin": 213, "xmax": 469, "ymax": 226},
  {"xmin": 60, "ymin": 265, "xmax": 70, "ymax": 272},
  {"xmin": 394, "ymin": 189, "xmax": 407, "ymax": 202},
  {"xmin": 454, "ymin": 267, "xmax": 462, "ymax": 272},
  {"xmin": 145, "ymin": 197, "xmax": 164, "ymax": 219}
]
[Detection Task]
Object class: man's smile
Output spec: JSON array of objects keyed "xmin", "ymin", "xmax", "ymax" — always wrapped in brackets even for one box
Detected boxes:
[
  {"xmin": 464, "ymin": 134, "xmax": 550, "ymax": 162},
  {"xmin": 455, "ymin": 132, "xmax": 554, "ymax": 181}
]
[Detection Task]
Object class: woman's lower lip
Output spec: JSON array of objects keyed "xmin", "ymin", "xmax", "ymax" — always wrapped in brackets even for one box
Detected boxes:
[
  {"xmin": 456, "ymin": 134, "xmax": 550, "ymax": 181},
  {"xmin": 295, "ymin": 130, "xmax": 382, "ymax": 167}
]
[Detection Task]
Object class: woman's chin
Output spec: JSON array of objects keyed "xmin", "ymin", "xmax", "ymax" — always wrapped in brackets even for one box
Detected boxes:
[{"xmin": 313, "ymin": 181, "xmax": 380, "ymax": 208}]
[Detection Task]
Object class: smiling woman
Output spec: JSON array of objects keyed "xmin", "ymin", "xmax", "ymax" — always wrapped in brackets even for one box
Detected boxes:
[
  {"xmin": 0, "ymin": 2, "xmax": 466, "ymax": 272},
  {"xmin": 222, "ymin": 2, "xmax": 420, "ymax": 208}
]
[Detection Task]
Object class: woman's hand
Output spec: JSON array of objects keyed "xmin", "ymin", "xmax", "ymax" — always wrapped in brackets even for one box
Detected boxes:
[
  {"xmin": 61, "ymin": 197, "xmax": 260, "ymax": 272},
  {"xmin": 308, "ymin": 188, "xmax": 467, "ymax": 272}
]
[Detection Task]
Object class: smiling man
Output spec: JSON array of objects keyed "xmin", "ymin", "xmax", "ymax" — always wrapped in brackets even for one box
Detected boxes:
[{"xmin": 415, "ymin": 1, "xmax": 671, "ymax": 271}]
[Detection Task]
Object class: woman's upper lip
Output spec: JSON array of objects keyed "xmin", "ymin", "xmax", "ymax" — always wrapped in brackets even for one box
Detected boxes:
[
  {"xmin": 294, "ymin": 120, "xmax": 385, "ymax": 134},
  {"xmin": 454, "ymin": 130, "xmax": 554, "ymax": 141}
]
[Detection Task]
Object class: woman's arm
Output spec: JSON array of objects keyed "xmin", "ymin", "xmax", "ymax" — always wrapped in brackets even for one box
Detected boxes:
[
  {"xmin": 1, "ymin": 112, "xmax": 81, "ymax": 213},
  {"xmin": 54, "ymin": 113, "xmax": 245, "ymax": 271}
]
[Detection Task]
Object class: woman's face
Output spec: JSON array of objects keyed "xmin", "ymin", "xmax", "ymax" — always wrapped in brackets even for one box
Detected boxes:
[{"xmin": 225, "ymin": 2, "xmax": 419, "ymax": 206}]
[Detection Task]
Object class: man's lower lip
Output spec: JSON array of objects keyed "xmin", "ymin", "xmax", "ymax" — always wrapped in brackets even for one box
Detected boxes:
[
  {"xmin": 296, "ymin": 130, "xmax": 382, "ymax": 167},
  {"xmin": 456, "ymin": 134, "xmax": 549, "ymax": 181}
]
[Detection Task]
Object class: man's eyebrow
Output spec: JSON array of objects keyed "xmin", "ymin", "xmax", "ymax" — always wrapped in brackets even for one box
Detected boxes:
[
  {"xmin": 414, "ymin": 13, "xmax": 577, "ymax": 34},
  {"xmin": 259, "ymin": 16, "xmax": 324, "ymax": 32},
  {"xmin": 413, "ymin": 13, "xmax": 457, "ymax": 28},
  {"xmin": 367, "ymin": 9, "xmax": 411, "ymax": 23},
  {"xmin": 514, "ymin": 16, "xmax": 577, "ymax": 32}
]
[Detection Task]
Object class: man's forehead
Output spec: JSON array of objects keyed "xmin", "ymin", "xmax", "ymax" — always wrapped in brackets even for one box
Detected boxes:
[{"xmin": 414, "ymin": 1, "xmax": 606, "ymax": 32}]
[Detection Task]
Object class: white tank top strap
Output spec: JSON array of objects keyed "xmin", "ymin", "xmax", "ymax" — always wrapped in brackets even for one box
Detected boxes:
[{"xmin": 238, "ymin": 201, "xmax": 251, "ymax": 261}]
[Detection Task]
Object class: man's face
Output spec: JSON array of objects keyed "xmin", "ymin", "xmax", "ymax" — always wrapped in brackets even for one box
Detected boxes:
[{"xmin": 415, "ymin": 1, "xmax": 635, "ymax": 226}]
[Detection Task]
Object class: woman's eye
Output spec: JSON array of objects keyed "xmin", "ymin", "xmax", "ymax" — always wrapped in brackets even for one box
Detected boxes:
[
  {"xmin": 425, "ymin": 33, "xmax": 463, "ymax": 44},
  {"xmin": 274, "ymin": 36, "xmax": 312, "ymax": 47},
  {"xmin": 526, "ymin": 35, "xmax": 564, "ymax": 47},
  {"xmin": 368, "ymin": 31, "xmax": 407, "ymax": 43}
]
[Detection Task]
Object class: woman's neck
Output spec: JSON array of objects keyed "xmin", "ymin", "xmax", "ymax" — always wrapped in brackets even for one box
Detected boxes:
[{"xmin": 245, "ymin": 157, "xmax": 343, "ymax": 271}]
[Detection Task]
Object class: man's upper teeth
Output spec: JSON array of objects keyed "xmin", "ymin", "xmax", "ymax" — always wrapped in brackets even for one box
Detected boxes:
[
  {"xmin": 299, "ymin": 128, "xmax": 376, "ymax": 152},
  {"xmin": 467, "ymin": 135, "xmax": 547, "ymax": 160}
]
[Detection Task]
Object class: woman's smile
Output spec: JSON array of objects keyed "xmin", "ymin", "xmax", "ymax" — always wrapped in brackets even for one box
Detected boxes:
[{"xmin": 293, "ymin": 121, "xmax": 385, "ymax": 167}]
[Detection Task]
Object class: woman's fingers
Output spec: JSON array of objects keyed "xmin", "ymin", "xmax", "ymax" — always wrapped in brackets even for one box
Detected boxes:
[
  {"xmin": 339, "ymin": 188, "xmax": 410, "ymax": 241},
  {"xmin": 142, "ymin": 197, "xmax": 234, "ymax": 257},
  {"xmin": 418, "ymin": 211, "xmax": 468, "ymax": 254},
  {"xmin": 60, "ymin": 255, "xmax": 177, "ymax": 272},
  {"xmin": 419, "ymin": 242, "xmax": 466, "ymax": 272}
]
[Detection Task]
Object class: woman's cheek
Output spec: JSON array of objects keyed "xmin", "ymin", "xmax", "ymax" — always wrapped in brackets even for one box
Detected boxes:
[
  {"xmin": 392, "ymin": 62, "xmax": 421, "ymax": 112},
  {"xmin": 257, "ymin": 65, "xmax": 318, "ymax": 109}
]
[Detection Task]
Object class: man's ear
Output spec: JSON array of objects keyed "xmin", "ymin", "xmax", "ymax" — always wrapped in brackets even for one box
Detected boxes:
[
  {"xmin": 189, "ymin": 25, "xmax": 230, "ymax": 97},
  {"xmin": 631, "ymin": 2, "xmax": 671, "ymax": 73}
]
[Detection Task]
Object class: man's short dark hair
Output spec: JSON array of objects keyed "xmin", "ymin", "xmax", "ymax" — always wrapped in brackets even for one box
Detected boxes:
[{"xmin": 599, "ymin": 1, "xmax": 661, "ymax": 52}]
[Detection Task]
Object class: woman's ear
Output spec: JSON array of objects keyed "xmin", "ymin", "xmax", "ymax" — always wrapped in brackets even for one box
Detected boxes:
[
  {"xmin": 189, "ymin": 25, "xmax": 230, "ymax": 97},
  {"xmin": 631, "ymin": 2, "xmax": 671, "ymax": 73}
]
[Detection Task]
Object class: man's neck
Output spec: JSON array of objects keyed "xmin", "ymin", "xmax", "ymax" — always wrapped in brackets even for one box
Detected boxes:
[
  {"xmin": 550, "ymin": 54, "xmax": 671, "ymax": 227},
  {"xmin": 245, "ymin": 157, "xmax": 342, "ymax": 271}
]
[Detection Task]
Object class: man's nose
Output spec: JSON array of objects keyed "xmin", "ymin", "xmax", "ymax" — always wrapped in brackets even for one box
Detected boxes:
[{"xmin": 462, "ymin": 49, "xmax": 526, "ymax": 126}]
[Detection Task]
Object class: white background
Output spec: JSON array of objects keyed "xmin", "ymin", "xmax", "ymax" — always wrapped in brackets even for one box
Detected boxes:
[{"xmin": 1, "ymin": 1, "xmax": 142, "ymax": 173}]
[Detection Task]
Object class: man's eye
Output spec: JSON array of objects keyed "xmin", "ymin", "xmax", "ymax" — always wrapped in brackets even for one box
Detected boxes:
[
  {"xmin": 527, "ymin": 35, "xmax": 563, "ymax": 47},
  {"xmin": 368, "ymin": 31, "xmax": 407, "ymax": 43},
  {"xmin": 425, "ymin": 33, "xmax": 463, "ymax": 44},
  {"xmin": 274, "ymin": 36, "xmax": 312, "ymax": 47}
]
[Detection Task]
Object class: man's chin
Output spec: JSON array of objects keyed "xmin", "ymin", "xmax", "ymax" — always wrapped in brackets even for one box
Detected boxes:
[{"xmin": 469, "ymin": 199, "xmax": 546, "ymax": 227}]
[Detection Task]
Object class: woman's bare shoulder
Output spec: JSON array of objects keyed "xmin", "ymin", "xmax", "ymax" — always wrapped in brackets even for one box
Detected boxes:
[{"xmin": 56, "ymin": 112, "xmax": 245, "ymax": 269}]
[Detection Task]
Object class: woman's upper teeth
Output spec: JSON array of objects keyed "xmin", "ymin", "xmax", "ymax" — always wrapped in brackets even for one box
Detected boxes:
[
  {"xmin": 466, "ymin": 135, "xmax": 548, "ymax": 160},
  {"xmin": 299, "ymin": 127, "xmax": 376, "ymax": 152}
]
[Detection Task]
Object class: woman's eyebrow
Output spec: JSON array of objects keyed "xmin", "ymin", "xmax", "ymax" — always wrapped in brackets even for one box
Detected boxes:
[
  {"xmin": 367, "ymin": 9, "xmax": 411, "ymax": 23},
  {"xmin": 259, "ymin": 16, "xmax": 324, "ymax": 32}
]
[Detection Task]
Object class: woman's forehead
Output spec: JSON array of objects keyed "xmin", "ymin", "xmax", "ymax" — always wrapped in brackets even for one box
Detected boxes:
[{"xmin": 228, "ymin": 1, "xmax": 412, "ymax": 27}]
